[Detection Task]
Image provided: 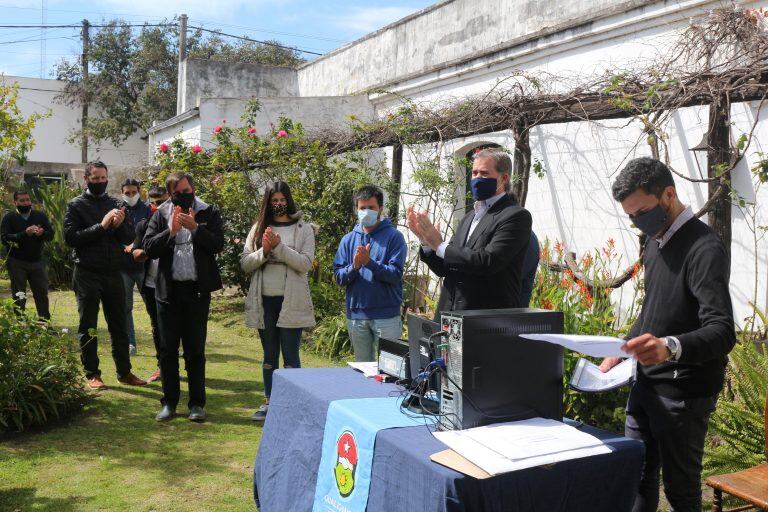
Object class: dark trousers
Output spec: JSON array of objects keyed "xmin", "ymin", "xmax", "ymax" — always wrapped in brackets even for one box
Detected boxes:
[
  {"xmin": 156, "ymin": 281, "xmax": 210, "ymax": 409},
  {"xmin": 142, "ymin": 287, "xmax": 161, "ymax": 366},
  {"xmin": 7, "ymin": 257, "xmax": 50, "ymax": 320},
  {"xmin": 258, "ymin": 295, "xmax": 303, "ymax": 398},
  {"xmin": 625, "ymin": 383, "xmax": 718, "ymax": 512},
  {"xmin": 73, "ymin": 266, "xmax": 131, "ymax": 379}
]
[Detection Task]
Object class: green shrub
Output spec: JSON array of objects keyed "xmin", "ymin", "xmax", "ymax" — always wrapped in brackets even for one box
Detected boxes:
[
  {"xmin": 0, "ymin": 299, "xmax": 87, "ymax": 431},
  {"xmin": 312, "ymin": 311, "xmax": 351, "ymax": 359},
  {"xmin": 36, "ymin": 180, "xmax": 80, "ymax": 289},
  {"xmin": 704, "ymin": 339, "xmax": 767, "ymax": 476}
]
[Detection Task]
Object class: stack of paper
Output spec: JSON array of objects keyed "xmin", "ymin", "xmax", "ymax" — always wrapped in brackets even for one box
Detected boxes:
[
  {"xmin": 519, "ymin": 333, "xmax": 628, "ymax": 358},
  {"xmin": 570, "ymin": 357, "xmax": 636, "ymax": 392},
  {"xmin": 432, "ymin": 418, "xmax": 612, "ymax": 476},
  {"xmin": 347, "ymin": 361, "xmax": 379, "ymax": 378}
]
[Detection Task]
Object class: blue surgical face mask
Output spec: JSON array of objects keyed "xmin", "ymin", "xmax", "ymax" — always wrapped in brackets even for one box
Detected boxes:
[
  {"xmin": 357, "ymin": 208, "xmax": 380, "ymax": 227},
  {"xmin": 470, "ymin": 177, "xmax": 498, "ymax": 201}
]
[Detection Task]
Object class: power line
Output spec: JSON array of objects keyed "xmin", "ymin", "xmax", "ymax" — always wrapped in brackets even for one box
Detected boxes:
[
  {"xmin": 190, "ymin": 26, "xmax": 323, "ymax": 56},
  {"xmin": 187, "ymin": 18, "xmax": 345, "ymax": 44}
]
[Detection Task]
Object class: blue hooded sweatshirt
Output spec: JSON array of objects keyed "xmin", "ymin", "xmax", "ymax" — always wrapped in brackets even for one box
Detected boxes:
[{"xmin": 333, "ymin": 218, "xmax": 406, "ymax": 320}]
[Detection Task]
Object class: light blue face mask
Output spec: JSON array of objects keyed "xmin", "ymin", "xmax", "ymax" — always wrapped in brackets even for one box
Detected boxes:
[{"xmin": 357, "ymin": 208, "xmax": 380, "ymax": 227}]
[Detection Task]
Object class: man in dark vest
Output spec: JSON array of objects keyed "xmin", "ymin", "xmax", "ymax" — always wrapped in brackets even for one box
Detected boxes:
[
  {"xmin": 407, "ymin": 148, "xmax": 532, "ymax": 316},
  {"xmin": 1, "ymin": 190, "xmax": 53, "ymax": 319},
  {"xmin": 601, "ymin": 157, "xmax": 736, "ymax": 512}
]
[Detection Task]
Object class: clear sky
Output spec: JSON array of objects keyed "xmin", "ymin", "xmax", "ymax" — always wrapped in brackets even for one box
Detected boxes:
[{"xmin": 0, "ymin": 0, "xmax": 436, "ymax": 78}]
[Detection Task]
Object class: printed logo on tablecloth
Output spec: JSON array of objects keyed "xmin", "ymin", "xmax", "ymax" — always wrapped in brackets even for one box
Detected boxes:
[{"xmin": 334, "ymin": 430, "xmax": 358, "ymax": 498}]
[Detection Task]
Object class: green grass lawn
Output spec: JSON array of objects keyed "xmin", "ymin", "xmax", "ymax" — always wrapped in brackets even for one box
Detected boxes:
[{"xmin": 0, "ymin": 280, "xmax": 341, "ymax": 511}]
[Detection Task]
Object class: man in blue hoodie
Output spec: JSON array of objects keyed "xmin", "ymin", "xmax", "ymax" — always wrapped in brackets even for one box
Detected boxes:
[{"xmin": 334, "ymin": 185, "xmax": 407, "ymax": 362}]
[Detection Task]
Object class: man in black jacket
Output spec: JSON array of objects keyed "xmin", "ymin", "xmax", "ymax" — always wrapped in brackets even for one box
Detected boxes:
[
  {"xmin": 143, "ymin": 172, "xmax": 224, "ymax": 422},
  {"xmin": 1, "ymin": 190, "xmax": 53, "ymax": 319},
  {"xmin": 64, "ymin": 161, "xmax": 147, "ymax": 390},
  {"xmin": 407, "ymin": 148, "xmax": 532, "ymax": 316},
  {"xmin": 601, "ymin": 157, "xmax": 736, "ymax": 512}
]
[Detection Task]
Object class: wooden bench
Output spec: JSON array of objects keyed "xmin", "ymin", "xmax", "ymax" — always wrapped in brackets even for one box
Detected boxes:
[{"xmin": 705, "ymin": 388, "xmax": 768, "ymax": 511}]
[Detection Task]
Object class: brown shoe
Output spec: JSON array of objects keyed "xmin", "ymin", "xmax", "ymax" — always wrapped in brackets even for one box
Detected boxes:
[
  {"xmin": 146, "ymin": 369, "xmax": 161, "ymax": 383},
  {"xmin": 87, "ymin": 376, "xmax": 108, "ymax": 390},
  {"xmin": 118, "ymin": 372, "xmax": 147, "ymax": 386}
]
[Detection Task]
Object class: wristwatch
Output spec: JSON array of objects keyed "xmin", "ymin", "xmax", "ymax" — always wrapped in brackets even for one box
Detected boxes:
[{"xmin": 663, "ymin": 336, "xmax": 681, "ymax": 361}]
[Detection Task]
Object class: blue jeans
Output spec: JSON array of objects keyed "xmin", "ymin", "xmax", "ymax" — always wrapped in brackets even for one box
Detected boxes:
[
  {"xmin": 120, "ymin": 269, "xmax": 144, "ymax": 346},
  {"xmin": 259, "ymin": 296, "xmax": 302, "ymax": 399},
  {"xmin": 346, "ymin": 316, "xmax": 402, "ymax": 362}
]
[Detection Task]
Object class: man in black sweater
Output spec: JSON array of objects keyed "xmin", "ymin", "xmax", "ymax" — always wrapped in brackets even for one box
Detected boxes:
[
  {"xmin": 143, "ymin": 172, "xmax": 224, "ymax": 422},
  {"xmin": 1, "ymin": 190, "xmax": 53, "ymax": 319},
  {"xmin": 601, "ymin": 157, "xmax": 736, "ymax": 512},
  {"xmin": 64, "ymin": 161, "xmax": 147, "ymax": 390}
]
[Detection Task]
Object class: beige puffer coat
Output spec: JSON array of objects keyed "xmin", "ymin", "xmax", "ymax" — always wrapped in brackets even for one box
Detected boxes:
[{"xmin": 240, "ymin": 214, "xmax": 316, "ymax": 329}]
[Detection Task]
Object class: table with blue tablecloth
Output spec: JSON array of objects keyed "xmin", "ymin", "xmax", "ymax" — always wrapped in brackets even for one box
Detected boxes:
[{"xmin": 253, "ymin": 368, "xmax": 644, "ymax": 512}]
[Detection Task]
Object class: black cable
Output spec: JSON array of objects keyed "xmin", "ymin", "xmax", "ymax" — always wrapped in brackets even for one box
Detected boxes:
[{"xmin": 188, "ymin": 26, "xmax": 323, "ymax": 56}]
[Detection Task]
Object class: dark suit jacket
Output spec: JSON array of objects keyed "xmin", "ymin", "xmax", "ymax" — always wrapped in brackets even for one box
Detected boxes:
[{"xmin": 419, "ymin": 194, "xmax": 532, "ymax": 317}]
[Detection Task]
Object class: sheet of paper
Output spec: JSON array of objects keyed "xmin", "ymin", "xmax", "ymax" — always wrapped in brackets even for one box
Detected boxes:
[
  {"xmin": 433, "ymin": 418, "xmax": 613, "ymax": 476},
  {"xmin": 570, "ymin": 357, "xmax": 636, "ymax": 392},
  {"xmin": 346, "ymin": 361, "xmax": 379, "ymax": 378},
  {"xmin": 519, "ymin": 333, "xmax": 628, "ymax": 358}
]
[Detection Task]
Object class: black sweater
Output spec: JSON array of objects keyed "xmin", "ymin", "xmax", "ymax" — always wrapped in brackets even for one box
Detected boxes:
[
  {"xmin": 628, "ymin": 217, "xmax": 736, "ymax": 399},
  {"xmin": 0, "ymin": 210, "xmax": 53, "ymax": 262}
]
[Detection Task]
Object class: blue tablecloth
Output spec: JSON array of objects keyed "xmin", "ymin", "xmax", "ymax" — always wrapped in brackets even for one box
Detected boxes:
[{"xmin": 254, "ymin": 368, "xmax": 644, "ymax": 512}]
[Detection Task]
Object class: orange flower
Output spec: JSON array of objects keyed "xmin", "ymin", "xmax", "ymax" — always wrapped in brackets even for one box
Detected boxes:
[
  {"xmin": 554, "ymin": 241, "xmax": 564, "ymax": 253},
  {"xmin": 560, "ymin": 278, "xmax": 569, "ymax": 288},
  {"xmin": 541, "ymin": 247, "xmax": 549, "ymax": 261},
  {"xmin": 542, "ymin": 299, "xmax": 554, "ymax": 310},
  {"xmin": 608, "ymin": 238, "xmax": 615, "ymax": 248},
  {"xmin": 631, "ymin": 262, "xmax": 641, "ymax": 279},
  {"xmin": 581, "ymin": 253, "xmax": 593, "ymax": 268}
]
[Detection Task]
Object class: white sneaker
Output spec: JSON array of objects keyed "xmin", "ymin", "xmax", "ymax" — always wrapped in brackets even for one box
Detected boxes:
[{"xmin": 251, "ymin": 404, "xmax": 268, "ymax": 422}]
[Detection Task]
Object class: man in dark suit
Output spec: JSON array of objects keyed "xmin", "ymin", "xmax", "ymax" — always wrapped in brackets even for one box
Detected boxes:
[{"xmin": 407, "ymin": 148, "xmax": 532, "ymax": 316}]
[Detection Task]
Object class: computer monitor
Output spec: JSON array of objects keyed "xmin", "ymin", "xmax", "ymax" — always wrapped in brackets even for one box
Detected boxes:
[{"xmin": 406, "ymin": 313, "xmax": 440, "ymax": 380}]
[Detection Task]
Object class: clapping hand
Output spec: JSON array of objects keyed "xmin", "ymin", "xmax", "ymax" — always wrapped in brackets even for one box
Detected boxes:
[
  {"xmin": 262, "ymin": 227, "xmax": 281, "ymax": 254},
  {"xmin": 25, "ymin": 225, "xmax": 41, "ymax": 236},
  {"xmin": 178, "ymin": 208, "xmax": 197, "ymax": 231},
  {"xmin": 111, "ymin": 207, "xmax": 126, "ymax": 228},
  {"xmin": 406, "ymin": 206, "xmax": 442, "ymax": 249},
  {"xmin": 123, "ymin": 243, "xmax": 134, "ymax": 254},
  {"xmin": 353, "ymin": 244, "xmax": 371, "ymax": 269},
  {"xmin": 170, "ymin": 206, "xmax": 183, "ymax": 236}
]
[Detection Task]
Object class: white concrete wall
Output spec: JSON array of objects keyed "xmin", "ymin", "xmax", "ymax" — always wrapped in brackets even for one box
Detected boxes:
[
  {"xmin": 10, "ymin": 76, "xmax": 147, "ymax": 168},
  {"xmin": 182, "ymin": 59, "xmax": 299, "ymax": 113}
]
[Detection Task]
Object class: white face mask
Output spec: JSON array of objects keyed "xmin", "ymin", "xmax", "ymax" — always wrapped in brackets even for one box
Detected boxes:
[{"xmin": 123, "ymin": 194, "xmax": 139, "ymax": 207}]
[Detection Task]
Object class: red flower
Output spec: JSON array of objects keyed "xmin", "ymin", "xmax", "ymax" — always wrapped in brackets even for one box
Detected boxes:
[
  {"xmin": 158, "ymin": 143, "xmax": 169, "ymax": 153},
  {"xmin": 248, "ymin": 127, "xmax": 257, "ymax": 134},
  {"xmin": 542, "ymin": 299, "xmax": 554, "ymax": 310},
  {"xmin": 214, "ymin": 125, "xmax": 222, "ymax": 133},
  {"xmin": 554, "ymin": 241, "xmax": 564, "ymax": 253},
  {"xmin": 191, "ymin": 145, "xmax": 203, "ymax": 153},
  {"xmin": 277, "ymin": 130, "xmax": 288, "ymax": 138}
]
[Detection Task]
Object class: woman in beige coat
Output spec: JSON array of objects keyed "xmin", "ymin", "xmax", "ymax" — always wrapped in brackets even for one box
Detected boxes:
[{"xmin": 240, "ymin": 181, "xmax": 315, "ymax": 421}]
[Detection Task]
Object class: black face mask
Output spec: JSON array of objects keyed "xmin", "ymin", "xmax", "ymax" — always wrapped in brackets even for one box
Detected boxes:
[
  {"xmin": 271, "ymin": 203, "xmax": 288, "ymax": 217},
  {"xmin": 87, "ymin": 181, "xmax": 108, "ymax": 196},
  {"xmin": 171, "ymin": 192, "xmax": 195, "ymax": 210},
  {"xmin": 16, "ymin": 205, "xmax": 31, "ymax": 214},
  {"xmin": 631, "ymin": 203, "xmax": 668, "ymax": 238}
]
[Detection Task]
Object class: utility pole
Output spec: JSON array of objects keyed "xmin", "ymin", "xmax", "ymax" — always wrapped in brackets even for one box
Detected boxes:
[
  {"xmin": 177, "ymin": 13, "xmax": 187, "ymax": 115},
  {"xmin": 81, "ymin": 19, "xmax": 89, "ymax": 164}
]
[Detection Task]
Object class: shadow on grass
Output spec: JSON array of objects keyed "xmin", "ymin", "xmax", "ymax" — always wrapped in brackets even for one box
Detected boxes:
[
  {"xmin": 0, "ymin": 487, "xmax": 90, "ymax": 511},
  {"xmin": 207, "ymin": 352, "xmax": 260, "ymax": 365}
]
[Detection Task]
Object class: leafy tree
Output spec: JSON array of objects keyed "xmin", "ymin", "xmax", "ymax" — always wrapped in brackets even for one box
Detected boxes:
[
  {"xmin": 54, "ymin": 20, "xmax": 304, "ymax": 146},
  {"xmin": 0, "ymin": 78, "xmax": 47, "ymax": 184}
]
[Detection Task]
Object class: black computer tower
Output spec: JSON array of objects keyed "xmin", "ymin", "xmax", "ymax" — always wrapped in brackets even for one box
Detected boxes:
[{"xmin": 438, "ymin": 308, "xmax": 564, "ymax": 431}]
